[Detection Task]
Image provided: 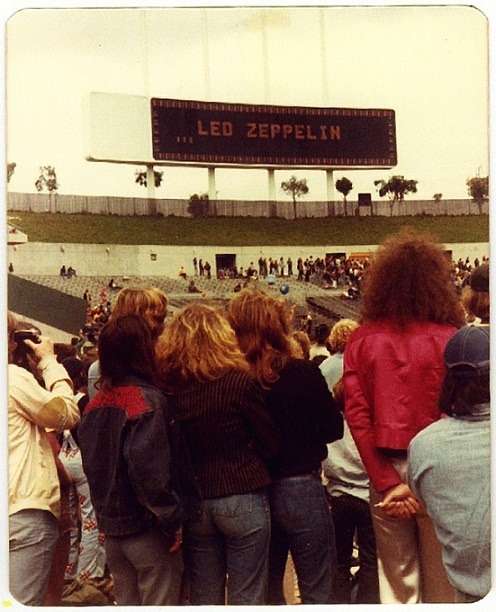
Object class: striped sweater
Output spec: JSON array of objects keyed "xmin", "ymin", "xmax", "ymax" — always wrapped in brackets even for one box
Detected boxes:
[{"xmin": 170, "ymin": 369, "xmax": 279, "ymax": 499}]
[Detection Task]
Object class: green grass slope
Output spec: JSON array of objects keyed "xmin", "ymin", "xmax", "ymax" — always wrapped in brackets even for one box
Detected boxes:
[{"xmin": 7, "ymin": 212, "xmax": 489, "ymax": 246}]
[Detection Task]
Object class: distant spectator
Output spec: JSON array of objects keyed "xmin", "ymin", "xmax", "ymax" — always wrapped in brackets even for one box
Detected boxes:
[
  {"xmin": 204, "ymin": 261, "xmax": 212, "ymax": 279},
  {"xmin": 309, "ymin": 323, "xmax": 331, "ymax": 363},
  {"xmin": 67, "ymin": 266, "xmax": 77, "ymax": 278},
  {"xmin": 83, "ymin": 289, "xmax": 91, "ymax": 302},
  {"xmin": 461, "ymin": 262, "xmax": 489, "ymax": 324},
  {"xmin": 320, "ymin": 319, "xmax": 359, "ymax": 390},
  {"xmin": 291, "ymin": 330, "xmax": 311, "ymax": 360},
  {"xmin": 187, "ymin": 280, "xmax": 201, "ymax": 294},
  {"xmin": 9, "ymin": 262, "xmax": 14, "ymax": 273},
  {"xmin": 54, "ymin": 342, "xmax": 77, "ymax": 363},
  {"xmin": 179, "ymin": 266, "xmax": 187, "ymax": 280},
  {"xmin": 60, "ymin": 265, "xmax": 67, "ymax": 277},
  {"xmin": 287, "ymin": 257, "xmax": 293, "ymax": 276}
]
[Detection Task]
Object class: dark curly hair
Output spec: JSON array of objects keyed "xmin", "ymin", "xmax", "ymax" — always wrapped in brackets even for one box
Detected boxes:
[{"xmin": 359, "ymin": 228, "xmax": 465, "ymax": 328}]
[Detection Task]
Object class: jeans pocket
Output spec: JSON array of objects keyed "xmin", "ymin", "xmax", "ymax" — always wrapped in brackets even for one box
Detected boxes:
[{"xmin": 212, "ymin": 493, "xmax": 254, "ymax": 518}]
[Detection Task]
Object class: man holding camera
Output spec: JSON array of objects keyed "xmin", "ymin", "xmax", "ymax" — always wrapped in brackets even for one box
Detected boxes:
[{"xmin": 7, "ymin": 312, "xmax": 80, "ymax": 606}]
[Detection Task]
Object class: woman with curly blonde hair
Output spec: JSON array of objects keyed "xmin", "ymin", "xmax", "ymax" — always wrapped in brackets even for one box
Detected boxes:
[
  {"xmin": 157, "ymin": 303, "xmax": 278, "ymax": 605},
  {"xmin": 228, "ymin": 287, "xmax": 343, "ymax": 604},
  {"xmin": 343, "ymin": 228, "xmax": 465, "ymax": 604}
]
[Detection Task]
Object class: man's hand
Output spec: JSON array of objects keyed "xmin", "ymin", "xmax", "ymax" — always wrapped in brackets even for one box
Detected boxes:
[{"xmin": 24, "ymin": 336, "xmax": 55, "ymax": 363}]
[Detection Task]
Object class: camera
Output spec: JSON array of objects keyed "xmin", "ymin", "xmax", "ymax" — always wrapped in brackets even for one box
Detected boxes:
[{"xmin": 13, "ymin": 329, "xmax": 42, "ymax": 344}]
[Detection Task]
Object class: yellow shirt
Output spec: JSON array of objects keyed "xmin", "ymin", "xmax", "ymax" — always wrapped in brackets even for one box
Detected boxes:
[{"xmin": 8, "ymin": 357, "xmax": 80, "ymax": 519}]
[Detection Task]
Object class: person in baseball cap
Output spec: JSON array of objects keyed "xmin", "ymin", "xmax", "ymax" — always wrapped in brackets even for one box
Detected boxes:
[{"xmin": 439, "ymin": 325, "xmax": 490, "ymax": 416}]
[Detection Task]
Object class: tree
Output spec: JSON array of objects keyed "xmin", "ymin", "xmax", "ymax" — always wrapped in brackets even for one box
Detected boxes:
[
  {"xmin": 7, "ymin": 162, "xmax": 16, "ymax": 183},
  {"xmin": 280, "ymin": 175, "xmax": 309, "ymax": 219},
  {"xmin": 466, "ymin": 176, "xmax": 488, "ymax": 215},
  {"xmin": 35, "ymin": 166, "xmax": 59, "ymax": 211},
  {"xmin": 335, "ymin": 177, "xmax": 353, "ymax": 216},
  {"xmin": 374, "ymin": 175, "xmax": 418, "ymax": 216},
  {"xmin": 188, "ymin": 193, "xmax": 210, "ymax": 218},
  {"xmin": 135, "ymin": 168, "xmax": 164, "ymax": 188}
]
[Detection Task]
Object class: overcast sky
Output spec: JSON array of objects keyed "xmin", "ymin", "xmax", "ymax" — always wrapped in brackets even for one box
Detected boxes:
[{"xmin": 3, "ymin": 1, "xmax": 493, "ymax": 203}]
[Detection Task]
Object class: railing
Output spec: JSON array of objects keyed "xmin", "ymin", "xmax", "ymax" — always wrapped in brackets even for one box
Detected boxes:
[{"xmin": 6, "ymin": 192, "xmax": 488, "ymax": 218}]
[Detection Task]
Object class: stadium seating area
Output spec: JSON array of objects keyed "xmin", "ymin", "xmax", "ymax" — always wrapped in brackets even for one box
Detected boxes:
[{"xmin": 18, "ymin": 273, "xmax": 360, "ymax": 336}]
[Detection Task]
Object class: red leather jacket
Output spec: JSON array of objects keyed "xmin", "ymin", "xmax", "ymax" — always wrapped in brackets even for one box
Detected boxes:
[{"xmin": 343, "ymin": 320, "xmax": 457, "ymax": 493}]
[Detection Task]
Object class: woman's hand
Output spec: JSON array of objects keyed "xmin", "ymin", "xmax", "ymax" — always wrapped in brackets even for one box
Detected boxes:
[
  {"xmin": 376, "ymin": 483, "xmax": 420, "ymax": 519},
  {"xmin": 168, "ymin": 527, "xmax": 183, "ymax": 553}
]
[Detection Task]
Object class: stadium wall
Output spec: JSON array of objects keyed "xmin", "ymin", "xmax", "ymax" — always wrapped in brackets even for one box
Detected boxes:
[
  {"xmin": 6, "ymin": 192, "xmax": 488, "ymax": 218},
  {"xmin": 7, "ymin": 242, "xmax": 490, "ymax": 278}
]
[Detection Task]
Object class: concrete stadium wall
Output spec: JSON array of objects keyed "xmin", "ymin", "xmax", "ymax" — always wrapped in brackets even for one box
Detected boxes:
[
  {"xmin": 7, "ymin": 192, "xmax": 488, "ymax": 218},
  {"xmin": 7, "ymin": 241, "xmax": 490, "ymax": 279}
]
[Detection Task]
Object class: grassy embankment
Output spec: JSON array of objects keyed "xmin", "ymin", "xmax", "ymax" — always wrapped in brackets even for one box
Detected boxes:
[{"xmin": 7, "ymin": 212, "xmax": 489, "ymax": 246}]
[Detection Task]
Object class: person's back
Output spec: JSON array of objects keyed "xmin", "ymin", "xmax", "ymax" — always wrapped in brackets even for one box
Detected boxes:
[
  {"xmin": 346, "ymin": 319, "xmax": 456, "ymax": 459},
  {"xmin": 78, "ymin": 315, "xmax": 198, "ymax": 606},
  {"xmin": 343, "ymin": 230, "xmax": 465, "ymax": 604},
  {"xmin": 408, "ymin": 325, "xmax": 491, "ymax": 603},
  {"xmin": 157, "ymin": 303, "xmax": 278, "ymax": 605},
  {"xmin": 8, "ymin": 315, "xmax": 80, "ymax": 606}
]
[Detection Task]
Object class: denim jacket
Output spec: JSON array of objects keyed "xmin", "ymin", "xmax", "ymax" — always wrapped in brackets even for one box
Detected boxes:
[{"xmin": 78, "ymin": 376, "xmax": 202, "ymax": 538}]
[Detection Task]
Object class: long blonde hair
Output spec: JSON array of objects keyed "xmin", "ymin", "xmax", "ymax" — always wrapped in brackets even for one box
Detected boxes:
[
  {"xmin": 227, "ymin": 287, "xmax": 300, "ymax": 388},
  {"xmin": 157, "ymin": 303, "xmax": 250, "ymax": 386}
]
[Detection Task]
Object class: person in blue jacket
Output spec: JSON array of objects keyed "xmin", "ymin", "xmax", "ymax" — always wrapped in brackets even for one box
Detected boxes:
[{"xmin": 78, "ymin": 314, "xmax": 201, "ymax": 605}]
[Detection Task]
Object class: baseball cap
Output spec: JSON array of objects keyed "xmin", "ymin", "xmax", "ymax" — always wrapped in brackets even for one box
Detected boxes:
[
  {"xmin": 444, "ymin": 325, "xmax": 490, "ymax": 377},
  {"xmin": 469, "ymin": 263, "xmax": 489, "ymax": 292}
]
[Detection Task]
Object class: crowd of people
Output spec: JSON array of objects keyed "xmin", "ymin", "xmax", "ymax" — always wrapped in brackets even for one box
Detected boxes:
[
  {"xmin": 187, "ymin": 254, "xmax": 370, "ymax": 288},
  {"xmin": 7, "ymin": 228, "xmax": 490, "ymax": 606}
]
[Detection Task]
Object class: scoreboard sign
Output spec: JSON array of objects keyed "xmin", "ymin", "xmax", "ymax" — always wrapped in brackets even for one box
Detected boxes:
[{"xmin": 151, "ymin": 98, "xmax": 397, "ymax": 169}]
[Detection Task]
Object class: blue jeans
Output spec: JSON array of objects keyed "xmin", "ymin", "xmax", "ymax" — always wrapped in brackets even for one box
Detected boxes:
[
  {"xmin": 267, "ymin": 472, "xmax": 337, "ymax": 604},
  {"xmin": 186, "ymin": 490, "xmax": 271, "ymax": 605},
  {"xmin": 9, "ymin": 509, "xmax": 59, "ymax": 606},
  {"xmin": 104, "ymin": 526, "xmax": 183, "ymax": 605}
]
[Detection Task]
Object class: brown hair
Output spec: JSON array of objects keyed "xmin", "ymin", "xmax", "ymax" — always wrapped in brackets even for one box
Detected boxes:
[
  {"xmin": 111, "ymin": 286, "xmax": 168, "ymax": 338},
  {"xmin": 157, "ymin": 303, "xmax": 250, "ymax": 387},
  {"xmin": 98, "ymin": 315, "xmax": 159, "ymax": 390},
  {"xmin": 461, "ymin": 285, "xmax": 490, "ymax": 323},
  {"xmin": 291, "ymin": 330, "xmax": 311, "ymax": 359},
  {"xmin": 227, "ymin": 287, "xmax": 300, "ymax": 388},
  {"xmin": 359, "ymin": 228, "xmax": 465, "ymax": 328}
]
